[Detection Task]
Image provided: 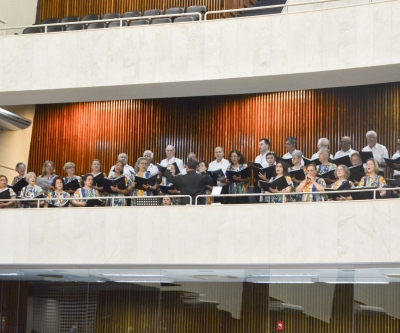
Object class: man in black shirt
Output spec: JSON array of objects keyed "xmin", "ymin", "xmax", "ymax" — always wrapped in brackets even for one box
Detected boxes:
[{"xmin": 165, "ymin": 160, "xmax": 213, "ymax": 205}]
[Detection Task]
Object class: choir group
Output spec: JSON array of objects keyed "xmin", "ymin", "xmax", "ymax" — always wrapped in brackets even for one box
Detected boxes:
[{"xmin": 1, "ymin": 130, "xmax": 400, "ymax": 208}]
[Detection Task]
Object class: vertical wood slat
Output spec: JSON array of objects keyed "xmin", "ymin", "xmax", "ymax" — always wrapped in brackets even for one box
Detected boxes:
[{"xmin": 28, "ymin": 83, "xmax": 400, "ymax": 178}]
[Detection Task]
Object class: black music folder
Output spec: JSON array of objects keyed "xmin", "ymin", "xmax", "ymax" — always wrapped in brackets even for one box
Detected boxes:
[
  {"xmin": 157, "ymin": 162, "xmax": 180, "ymax": 175},
  {"xmin": 12, "ymin": 178, "xmax": 28, "ymax": 192},
  {"xmin": 384, "ymin": 157, "xmax": 400, "ymax": 171},
  {"xmin": 0, "ymin": 189, "xmax": 11, "ymax": 203},
  {"xmin": 207, "ymin": 169, "xmax": 225, "ymax": 186},
  {"xmin": 251, "ymin": 164, "xmax": 275, "ymax": 180},
  {"xmin": 349, "ymin": 164, "xmax": 365, "ymax": 182},
  {"xmin": 360, "ymin": 151, "xmax": 374, "ymax": 163},
  {"xmin": 134, "ymin": 174, "xmax": 158, "ymax": 191},
  {"xmin": 281, "ymin": 158, "xmax": 294, "ymax": 167},
  {"xmin": 332, "ymin": 155, "xmax": 352, "ymax": 167},
  {"xmin": 64, "ymin": 179, "xmax": 80, "ymax": 192},
  {"xmin": 303, "ymin": 157, "xmax": 322, "ymax": 166},
  {"xmin": 103, "ymin": 177, "xmax": 126, "ymax": 193},
  {"xmin": 18, "ymin": 194, "xmax": 44, "ymax": 204},
  {"xmin": 318, "ymin": 169, "xmax": 336, "ymax": 180},
  {"xmin": 385, "ymin": 178, "xmax": 400, "ymax": 187},
  {"xmin": 92, "ymin": 173, "xmax": 104, "ymax": 187},
  {"xmin": 226, "ymin": 167, "xmax": 252, "ymax": 182},
  {"xmin": 325, "ymin": 181, "xmax": 352, "ymax": 200},
  {"xmin": 159, "ymin": 185, "xmax": 176, "ymax": 194},
  {"xmin": 289, "ymin": 168, "xmax": 305, "ymax": 181},
  {"xmin": 259, "ymin": 176, "xmax": 289, "ymax": 192},
  {"xmin": 86, "ymin": 199, "xmax": 104, "ymax": 207},
  {"xmin": 349, "ymin": 187, "xmax": 377, "ymax": 200}
]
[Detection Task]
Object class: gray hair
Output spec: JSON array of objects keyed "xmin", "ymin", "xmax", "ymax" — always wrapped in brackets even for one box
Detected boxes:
[
  {"xmin": 291, "ymin": 150, "xmax": 303, "ymax": 158},
  {"xmin": 63, "ymin": 162, "xmax": 76, "ymax": 172},
  {"xmin": 143, "ymin": 150, "xmax": 154, "ymax": 158},
  {"xmin": 25, "ymin": 172, "xmax": 37, "ymax": 183},
  {"xmin": 334, "ymin": 165, "xmax": 350, "ymax": 179},
  {"xmin": 319, "ymin": 148, "xmax": 331, "ymax": 157},
  {"xmin": 317, "ymin": 138, "xmax": 329, "ymax": 147},
  {"xmin": 366, "ymin": 130, "xmax": 377, "ymax": 139},
  {"xmin": 134, "ymin": 157, "xmax": 148, "ymax": 172},
  {"xmin": 15, "ymin": 162, "xmax": 27, "ymax": 171}
]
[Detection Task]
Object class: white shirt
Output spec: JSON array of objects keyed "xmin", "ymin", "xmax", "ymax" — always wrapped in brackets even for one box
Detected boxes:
[
  {"xmin": 362, "ymin": 143, "xmax": 388, "ymax": 172},
  {"xmin": 334, "ymin": 148, "xmax": 357, "ymax": 159},
  {"xmin": 160, "ymin": 157, "xmax": 186, "ymax": 174},
  {"xmin": 108, "ymin": 164, "xmax": 135, "ymax": 178},
  {"xmin": 208, "ymin": 158, "xmax": 230, "ymax": 186},
  {"xmin": 254, "ymin": 152, "xmax": 269, "ymax": 168},
  {"xmin": 311, "ymin": 152, "xmax": 334, "ymax": 160},
  {"xmin": 147, "ymin": 163, "xmax": 159, "ymax": 176},
  {"xmin": 391, "ymin": 150, "xmax": 400, "ymax": 176},
  {"xmin": 282, "ymin": 152, "xmax": 305, "ymax": 166}
]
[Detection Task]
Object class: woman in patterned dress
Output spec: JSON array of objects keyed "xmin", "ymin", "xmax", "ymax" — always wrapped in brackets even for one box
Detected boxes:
[
  {"xmin": 261, "ymin": 161, "xmax": 294, "ymax": 203},
  {"xmin": 19, "ymin": 172, "xmax": 45, "ymax": 208},
  {"xmin": 329, "ymin": 165, "xmax": 355, "ymax": 201},
  {"xmin": 44, "ymin": 176, "xmax": 71, "ymax": 208},
  {"xmin": 63, "ymin": 162, "xmax": 81, "ymax": 195},
  {"xmin": 72, "ymin": 174, "xmax": 101, "ymax": 207},
  {"xmin": 225, "ymin": 150, "xmax": 249, "ymax": 204},
  {"xmin": 38, "ymin": 160, "xmax": 58, "ymax": 196},
  {"xmin": 105, "ymin": 160, "xmax": 132, "ymax": 207},
  {"xmin": 0, "ymin": 175, "xmax": 17, "ymax": 209},
  {"xmin": 317, "ymin": 148, "xmax": 337, "ymax": 185},
  {"xmin": 358, "ymin": 158, "xmax": 386, "ymax": 198},
  {"xmin": 296, "ymin": 163, "xmax": 327, "ymax": 202}
]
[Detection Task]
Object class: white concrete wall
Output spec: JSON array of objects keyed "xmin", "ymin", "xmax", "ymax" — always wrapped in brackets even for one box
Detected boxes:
[
  {"xmin": 0, "ymin": 0, "xmax": 38, "ymax": 33},
  {"xmin": 0, "ymin": 105, "xmax": 35, "ymax": 181},
  {"xmin": 1, "ymin": 199, "xmax": 399, "ymax": 266},
  {"xmin": 0, "ymin": 0, "xmax": 400, "ymax": 105}
]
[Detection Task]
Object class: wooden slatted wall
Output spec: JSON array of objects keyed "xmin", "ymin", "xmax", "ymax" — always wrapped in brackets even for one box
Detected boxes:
[
  {"xmin": 39, "ymin": 0, "xmax": 222, "ymax": 22},
  {"xmin": 28, "ymin": 83, "xmax": 400, "ymax": 177}
]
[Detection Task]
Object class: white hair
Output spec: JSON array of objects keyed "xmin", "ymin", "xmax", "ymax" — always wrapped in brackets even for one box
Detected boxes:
[
  {"xmin": 317, "ymin": 138, "xmax": 329, "ymax": 147},
  {"xmin": 366, "ymin": 130, "xmax": 377, "ymax": 139},
  {"xmin": 143, "ymin": 150, "xmax": 154, "ymax": 158}
]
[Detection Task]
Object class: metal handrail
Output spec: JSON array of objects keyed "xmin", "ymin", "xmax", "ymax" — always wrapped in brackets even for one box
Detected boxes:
[
  {"xmin": 0, "ymin": 12, "xmax": 201, "ymax": 33},
  {"xmin": 0, "ymin": 194, "xmax": 192, "ymax": 207},
  {"xmin": 205, "ymin": 0, "xmax": 391, "ymax": 19},
  {"xmin": 194, "ymin": 187, "xmax": 399, "ymax": 205}
]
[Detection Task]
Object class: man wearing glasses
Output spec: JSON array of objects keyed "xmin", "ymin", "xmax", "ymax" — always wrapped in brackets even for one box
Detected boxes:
[
  {"xmin": 334, "ymin": 136, "xmax": 357, "ymax": 159},
  {"xmin": 362, "ymin": 130, "xmax": 388, "ymax": 175}
]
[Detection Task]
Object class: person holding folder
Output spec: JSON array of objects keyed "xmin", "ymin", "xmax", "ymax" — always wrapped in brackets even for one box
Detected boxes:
[
  {"xmin": 317, "ymin": 148, "xmax": 337, "ymax": 184},
  {"xmin": 159, "ymin": 164, "xmax": 181, "ymax": 205},
  {"xmin": 388, "ymin": 137, "xmax": 400, "ymax": 179},
  {"xmin": 130, "ymin": 157, "xmax": 157, "ymax": 198},
  {"xmin": 362, "ymin": 131, "xmax": 388, "ymax": 175},
  {"xmin": 328, "ymin": 165, "xmax": 355, "ymax": 201},
  {"xmin": 296, "ymin": 163, "xmax": 326, "ymax": 202},
  {"xmin": 260, "ymin": 161, "xmax": 293, "ymax": 203},
  {"xmin": 0, "ymin": 175, "xmax": 17, "ymax": 209},
  {"xmin": 44, "ymin": 176, "xmax": 71, "ymax": 208},
  {"xmin": 357, "ymin": 159, "xmax": 387, "ymax": 198},
  {"xmin": 38, "ymin": 160, "xmax": 58, "ymax": 196},
  {"xmin": 90, "ymin": 159, "xmax": 107, "ymax": 193},
  {"xmin": 19, "ymin": 172, "xmax": 45, "ymax": 208},
  {"xmin": 226, "ymin": 150, "xmax": 250, "ymax": 204},
  {"xmin": 198, "ymin": 160, "xmax": 213, "ymax": 205},
  {"xmin": 11, "ymin": 162, "xmax": 27, "ymax": 207},
  {"xmin": 63, "ymin": 162, "xmax": 81, "ymax": 195},
  {"xmin": 104, "ymin": 160, "xmax": 132, "ymax": 206},
  {"xmin": 72, "ymin": 174, "xmax": 102, "ymax": 207}
]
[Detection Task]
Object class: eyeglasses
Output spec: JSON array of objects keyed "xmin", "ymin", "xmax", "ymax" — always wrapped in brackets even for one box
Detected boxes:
[{"xmin": 367, "ymin": 137, "xmax": 376, "ymax": 141}]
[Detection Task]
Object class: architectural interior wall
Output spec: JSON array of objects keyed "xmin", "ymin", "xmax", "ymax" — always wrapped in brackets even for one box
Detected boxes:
[
  {"xmin": 1, "ymin": 199, "xmax": 399, "ymax": 266},
  {"xmin": 0, "ymin": 0, "xmax": 38, "ymax": 31},
  {"xmin": 0, "ymin": 104, "xmax": 35, "ymax": 181}
]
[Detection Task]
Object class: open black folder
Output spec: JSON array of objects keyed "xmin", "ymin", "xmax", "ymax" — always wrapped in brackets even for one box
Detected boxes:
[
  {"xmin": 259, "ymin": 176, "xmax": 289, "ymax": 192},
  {"xmin": 251, "ymin": 164, "xmax": 275, "ymax": 180},
  {"xmin": 207, "ymin": 169, "xmax": 225, "ymax": 186},
  {"xmin": 18, "ymin": 194, "xmax": 44, "ymax": 204},
  {"xmin": 86, "ymin": 199, "xmax": 104, "ymax": 207},
  {"xmin": 11, "ymin": 178, "xmax": 28, "ymax": 192},
  {"xmin": 349, "ymin": 164, "xmax": 365, "ymax": 182},
  {"xmin": 325, "ymin": 181, "xmax": 352, "ymax": 200},
  {"xmin": 92, "ymin": 173, "xmax": 104, "ymax": 187},
  {"xmin": 360, "ymin": 151, "xmax": 374, "ymax": 163},
  {"xmin": 134, "ymin": 174, "xmax": 158, "ymax": 191},
  {"xmin": 0, "ymin": 189, "xmax": 11, "ymax": 203},
  {"xmin": 385, "ymin": 157, "xmax": 400, "ymax": 171},
  {"xmin": 289, "ymin": 168, "xmax": 305, "ymax": 181},
  {"xmin": 348, "ymin": 187, "xmax": 378, "ymax": 200},
  {"xmin": 318, "ymin": 169, "xmax": 336, "ymax": 180},
  {"xmin": 281, "ymin": 158, "xmax": 294, "ymax": 167},
  {"xmin": 103, "ymin": 177, "xmax": 127, "ymax": 193},
  {"xmin": 385, "ymin": 178, "xmax": 400, "ymax": 187},
  {"xmin": 303, "ymin": 157, "xmax": 322, "ymax": 166},
  {"xmin": 159, "ymin": 185, "xmax": 176, "ymax": 194},
  {"xmin": 157, "ymin": 162, "xmax": 180, "ymax": 175},
  {"xmin": 332, "ymin": 155, "xmax": 352, "ymax": 167},
  {"xmin": 64, "ymin": 179, "xmax": 80, "ymax": 192},
  {"xmin": 226, "ymin": 167, "xmax": 252, "ymax": 182}
]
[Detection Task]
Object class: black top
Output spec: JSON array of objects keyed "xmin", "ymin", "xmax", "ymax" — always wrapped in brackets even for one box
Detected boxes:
[{"xmin": 165, "ymin": 170, "xmax": 213, "ymax": 205}]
